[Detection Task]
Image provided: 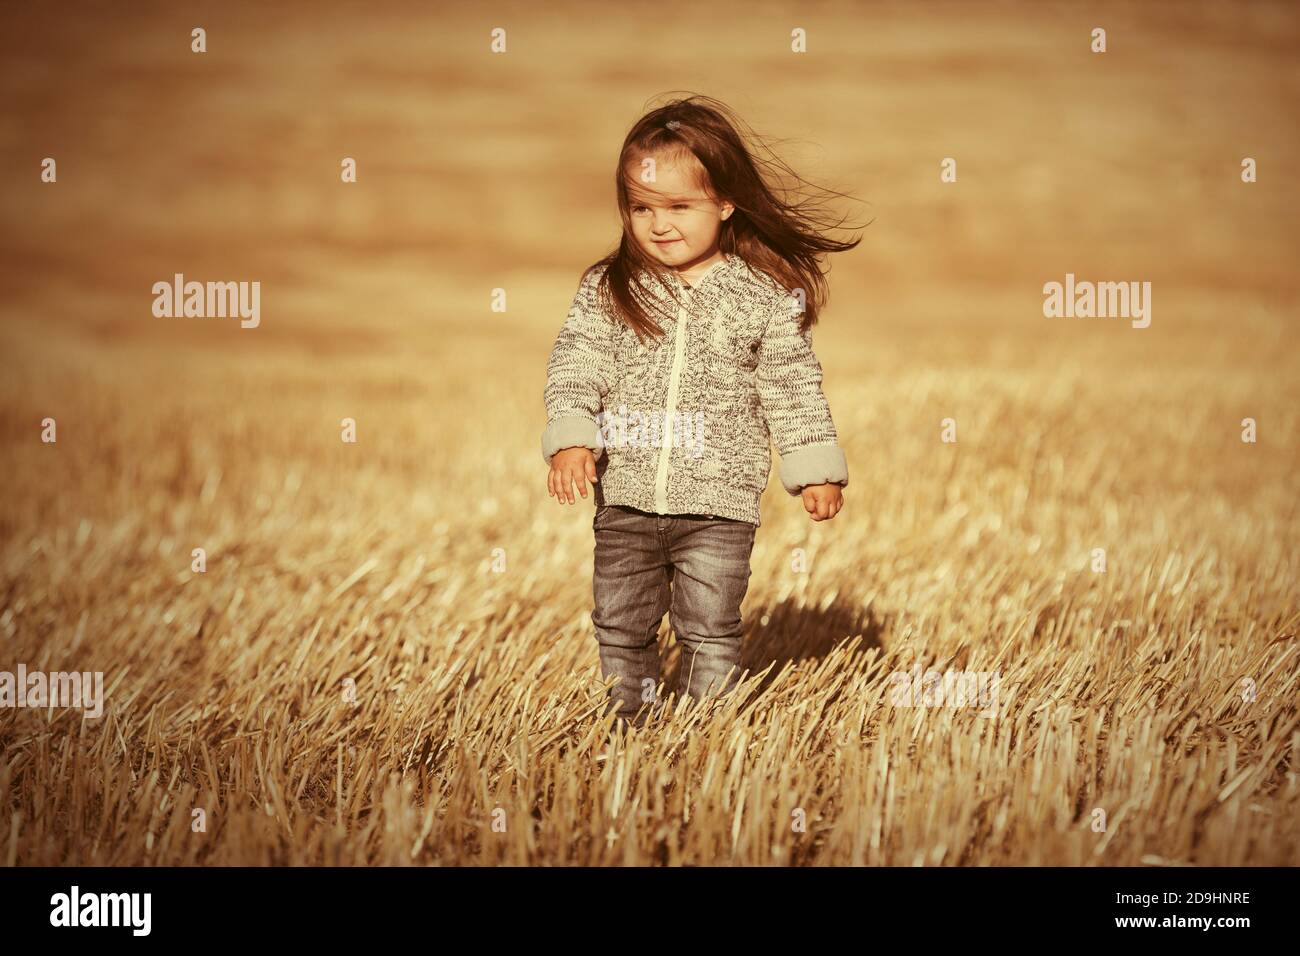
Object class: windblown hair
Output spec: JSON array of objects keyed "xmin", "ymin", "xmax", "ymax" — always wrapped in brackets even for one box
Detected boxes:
[{"xmin": 586, "ymin": 93, "xmax": 870, "ymax": 342}]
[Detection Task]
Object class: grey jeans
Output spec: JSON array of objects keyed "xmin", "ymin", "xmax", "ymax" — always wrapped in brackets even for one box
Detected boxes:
[{"xmin": 591, "ymin": 503, "xmax": 757, "ymax": 726}]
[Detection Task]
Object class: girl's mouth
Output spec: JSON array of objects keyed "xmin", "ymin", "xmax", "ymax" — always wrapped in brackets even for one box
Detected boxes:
[{"xmin": 653, "ymin": 239, "xmax": 680, "ymax": 245}]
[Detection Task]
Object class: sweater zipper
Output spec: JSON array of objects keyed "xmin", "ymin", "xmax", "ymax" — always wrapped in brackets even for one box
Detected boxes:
[{"xmin": 653, "ymin": 290, "xmax": 691, "ymax": 513}]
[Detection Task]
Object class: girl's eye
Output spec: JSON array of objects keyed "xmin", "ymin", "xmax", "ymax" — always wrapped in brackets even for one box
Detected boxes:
[{"xmin": 631, "ymin": 204, "xmax": 688, "ymax": 213}]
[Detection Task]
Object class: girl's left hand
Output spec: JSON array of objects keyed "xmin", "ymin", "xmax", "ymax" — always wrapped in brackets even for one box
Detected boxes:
[{"xmin": 801, "ymin": 483, "xmax": 844, "ymax": 521}]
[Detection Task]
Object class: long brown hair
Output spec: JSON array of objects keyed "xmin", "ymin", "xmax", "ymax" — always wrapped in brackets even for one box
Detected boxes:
[{"xmin": 587, "ymin": 93, "xmax": 870, "ymax": 342}]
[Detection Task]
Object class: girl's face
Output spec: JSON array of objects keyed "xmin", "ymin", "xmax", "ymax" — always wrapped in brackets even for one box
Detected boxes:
[{"xmin": 624, "ymin": 155, "xmax": 733, "ymax": 271}]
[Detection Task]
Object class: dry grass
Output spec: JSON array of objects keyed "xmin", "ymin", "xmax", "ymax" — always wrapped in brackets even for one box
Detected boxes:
[{"xmin": 1, "ymin": 0, "xmax": 1297, "ymax": 865}]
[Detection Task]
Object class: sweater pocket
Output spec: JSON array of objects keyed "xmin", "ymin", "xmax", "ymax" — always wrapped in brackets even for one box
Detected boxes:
[
  {"xmin": 695, "ymin": 439, "xmax": 770, "ymax": 495},
  {"xmin": 704, "ymin": 318, "xmax": 760, "ymax": 373},
  {"xmin": 700, "ymin": 327, "xmax": 757, "ymax": 419}
]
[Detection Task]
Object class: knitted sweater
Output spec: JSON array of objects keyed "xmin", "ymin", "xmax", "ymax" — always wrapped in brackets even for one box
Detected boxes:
[{"xmin": 541, "ymin": 252, "xmax": 848, "ymax": 526}]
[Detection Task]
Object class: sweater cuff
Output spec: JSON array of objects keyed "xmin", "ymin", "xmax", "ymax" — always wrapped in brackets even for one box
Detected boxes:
[
  {"xmin": 541, "ymin": 415, "xmax": 605, "ymax": 466},
  {"xmin": 778, "ymin": 443, "xmax": 848, "ymax": 495}
]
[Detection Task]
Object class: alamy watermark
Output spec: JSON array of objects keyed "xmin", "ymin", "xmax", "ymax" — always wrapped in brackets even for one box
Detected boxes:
[
  {"xmin": 50, "ymin": 885, "xmax": 150, "ymax": 935},
  {"xmin": 887, "ymin": 665, "xmax": 1000, "ymax": 717},
  {"xmin": 1, "ymin": 664, "xmax": 104, "ymax": 718},
  {"xmin": 596, "ymin": 404, "xmax": 707, "ymax": 457},
  {"xmin": 151, "ymin": 273, "xmax": 260, "ymax": 328},
  {"xmin": 1043, "ymin": 273, "xmax": 1150, "ymax": 328}
]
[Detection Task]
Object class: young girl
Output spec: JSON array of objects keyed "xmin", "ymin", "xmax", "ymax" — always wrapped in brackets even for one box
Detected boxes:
[{"xmin": 542, "ymin": 95, "xmax": 861, "ymax": 729}]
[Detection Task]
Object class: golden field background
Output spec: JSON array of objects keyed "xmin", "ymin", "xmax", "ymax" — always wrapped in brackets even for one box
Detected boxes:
[{"xmin": 0, "ymin": 0, "xmax": 1297, "ymax": 865}]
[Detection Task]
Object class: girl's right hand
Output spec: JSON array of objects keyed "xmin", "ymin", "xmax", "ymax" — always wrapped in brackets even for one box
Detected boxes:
[{"xmin": 548, "ymin": 447, "xmax": 599, "ymax": 504}]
